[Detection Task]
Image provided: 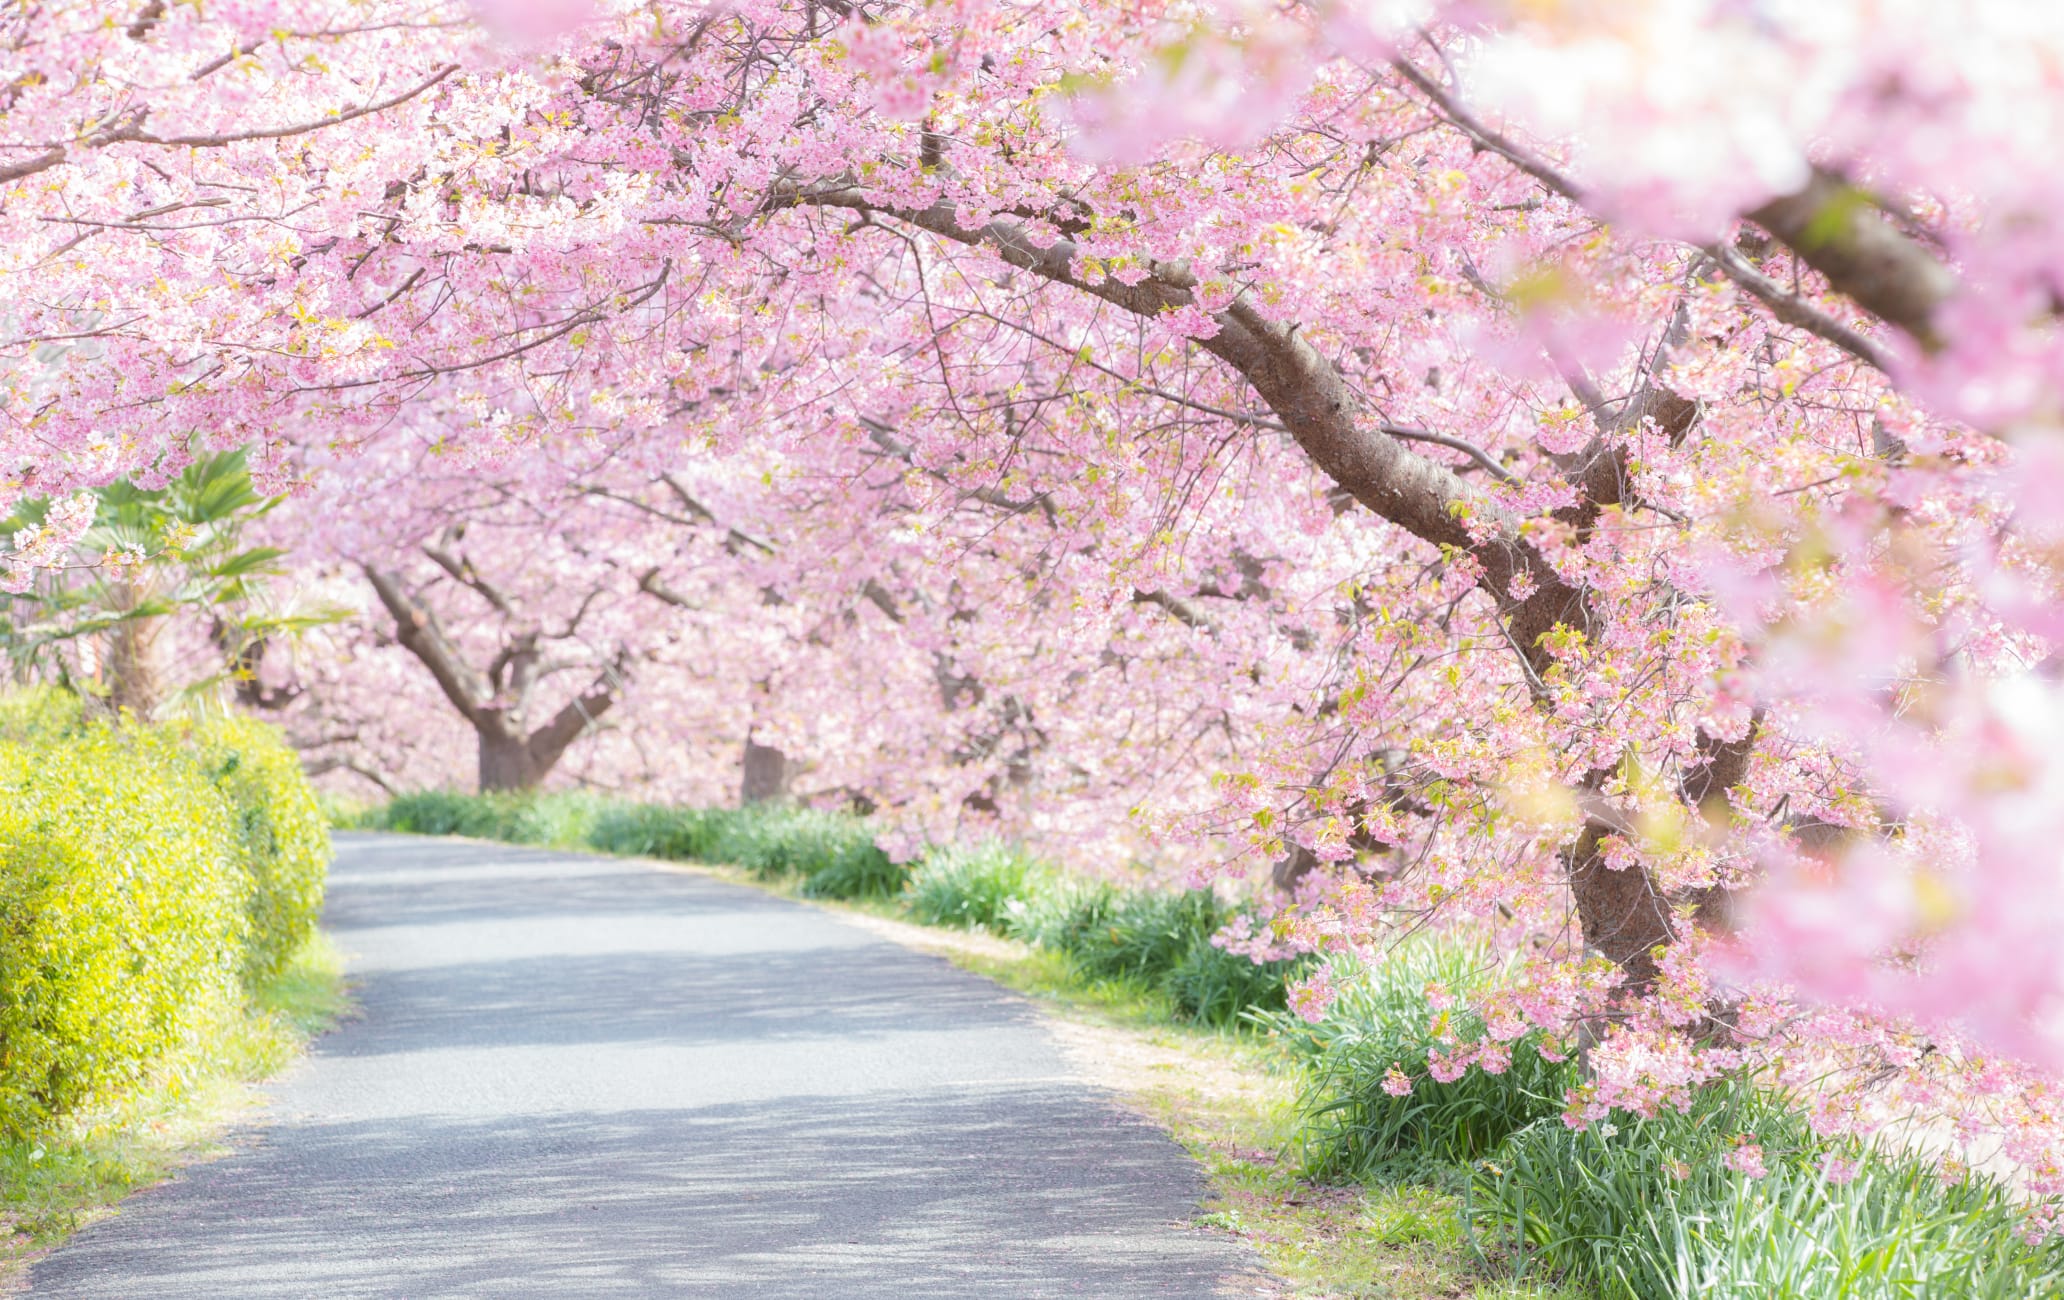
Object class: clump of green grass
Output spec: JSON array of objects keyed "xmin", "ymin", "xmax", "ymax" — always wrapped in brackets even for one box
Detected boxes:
[
  {"xmin": 368, "ymin": 789, "xmax": 606, "ymax": 846},
  {"xmin": 1017, "ymin": 880, "xmax": 1305, "ymax": 1027},
  {"xmin": 1053, "ymin": 887, "xmax": 1227, "ymax": 983},
  {"xmin": 1262, "ymin": 945, "xmax": 2064, "ymax": 1296},
  {"xmin": 1165, "ymin": 934, "xmax": 1306, "ymax": 1027},
  {"xmin": 704, "ymin": 805, "xmax": 906, "ymax": 899},
  {"xmin": 585, "ymin": 802, "xmax": 717, "ymax": 860},
  {"xmin": 902, "ymin": 844, "xmax": 1303, "ymax": 1028},
  {"xmin": 905, "ymin": 843, "xmax": 1054, "ymax": 930},
  {"xmin": 1471, "ymin": 1076, "xmax": 2064, "ymax": 1299},
  {"xmin": 1003, "ymin": 874, "xmax": 1120, "ymax": 949},
  {"xmin": 1261, "ymin": 941, "xmax": 1575, "ymax": 1181}
]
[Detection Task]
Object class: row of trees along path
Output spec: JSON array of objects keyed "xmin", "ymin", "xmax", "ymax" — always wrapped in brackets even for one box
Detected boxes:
[{"xmin": 6, "ymin": 0, "xmax": 2064, "ymax": 1234}]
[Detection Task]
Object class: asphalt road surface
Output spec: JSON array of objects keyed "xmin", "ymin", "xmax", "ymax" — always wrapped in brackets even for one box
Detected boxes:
[{"xmin": 28, "ymin": 833, "xmax": 1255, "ymax": 1298}]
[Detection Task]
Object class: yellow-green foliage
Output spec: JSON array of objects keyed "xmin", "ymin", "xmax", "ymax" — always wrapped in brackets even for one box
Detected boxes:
[
  {"xmin": 0, "ymin": 687, "xmax": 83, "ymax": 738},
  {"xmin": 186, "ymin": 715, "xmax": 330, "ymax": 982},
  {"xmin": 0, "ymin": 690, "xmax": 328, "ymax": 1142}
]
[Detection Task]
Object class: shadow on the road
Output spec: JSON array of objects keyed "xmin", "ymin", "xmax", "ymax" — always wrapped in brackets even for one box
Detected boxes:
[
  {"xmin": 322, "ymin": 834, "xmax": 803, "ymax": 929},
  {"xmin": 336, "ymin": 945, "xmax": 1040, "ymax": 1054},
  {"xmin": 30, "ymin": 1089, "xmax": 1240, "ymax": 1299},
  {"xmin": 325, "ymin": 834, "xmax": 1043, "ymax": 1054}
]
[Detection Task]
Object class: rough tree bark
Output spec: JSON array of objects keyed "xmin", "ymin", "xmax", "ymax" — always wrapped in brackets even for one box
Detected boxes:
[
  {"xmin": 102, "ymin": 576, "xmax": 169, "ymax": 718},
  {"xmin": 104, "ymin": 612, "xmax": 166, "ymax": 718},
  {"xmin": 740, "ymin": 736, "xmax": 791, "ymax": 805}
]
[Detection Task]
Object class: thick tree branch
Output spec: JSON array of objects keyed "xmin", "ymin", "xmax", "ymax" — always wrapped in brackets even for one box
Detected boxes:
[
  {"xmin": 638, "ymin": 567, "xmax": 698, "ymax": 607},
  {"xmin": 423, "ymin": 533, "xmax": 517, "ymax": 617},
  {"xmin": 859, "ymin": 577, "xmax": 906, "ymax": 624},
  {"xmin": 858, "ymin": 416, "xmax": 1058, "ymax": 520},
  {"xmin": 525, "ymin": 657, "xmax": 626, "ymax": 771},
  {"xmin": 1699, "ymin": 244, "xmax": 1891, "ymax": 372},
  {"xmin": 657, "ymin": 473, "xmax": 777, "ymax": 554},
  {"xmin": 769, "ymin": 172, "xmax": 1767, "ymax": 999},
  {"xmin": 301, "ymin": 753, "xmax": 401, "ymax": 797},
  {"xmin": 1390, "ymin": 55, "xmax": 1920, "ymax": 373},
  {"xmin": 363, "ymin": 565, "xmax": 491, "ymax": 728},
  {"xmin": 774, "ymin": 179, "xmax": 1587, "ymax": 681},
  {"xmin": 1745, "ymin": 171, "xmax": 1955, "ymax": 353},
  {"xmin": 1131, "ymin": 587, "xmax": 1217, "ymax": 632}
]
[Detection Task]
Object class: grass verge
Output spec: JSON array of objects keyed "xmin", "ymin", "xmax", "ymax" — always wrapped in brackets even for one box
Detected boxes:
[{"xmin": 0, "ymin": 932, "xmax": 350, "ymax": 1288}]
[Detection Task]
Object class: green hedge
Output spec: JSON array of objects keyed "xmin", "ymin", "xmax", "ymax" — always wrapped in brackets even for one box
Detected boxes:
[
  {"xmin": 0, "ymin": 692, "xmax": 329, "ymax": 1141},
  {"xmin": 189, "ymin": 714, "xmax": 330, "ymax": 982}
]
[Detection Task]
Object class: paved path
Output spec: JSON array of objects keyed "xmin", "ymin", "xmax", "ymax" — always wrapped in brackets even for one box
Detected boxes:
[{"xmin": 28, "ymin": 833, "xmax": 1254, "ymax": 1298}]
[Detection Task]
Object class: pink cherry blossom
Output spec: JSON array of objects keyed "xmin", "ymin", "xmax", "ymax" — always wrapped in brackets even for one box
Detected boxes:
[
  {"xmin": 5, "ymin": 0, "xmax": 2064, "ymax": 1233},
  {"xmin": 1724, "ymin": 1141, "xmax": 1768, "ymax": 1180}
]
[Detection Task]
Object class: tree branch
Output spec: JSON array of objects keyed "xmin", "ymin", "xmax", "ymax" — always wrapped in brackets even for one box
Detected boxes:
[
  {"xmin": 773, "ymin": 178, "xmax": 1584, "ymax": 681},
  {"xmin": 1131, "ymin": 587, "xmax": 1217, "ymax": 632},
  {"xmin": 363, "ymin": 565, "xmax": 490, "ymax": 727},
  {"xmin": 1745, "ymin": 170, "xmax": 1955, "ymax": 353},
  {"xmin": 637, "ymin": 567, "xmax": 698, "ymax": 607},
  {"xmin": 1390, "ymin": 54, "xmax": 1904, "ymax": 374},
  {"xmin": 525, "ymin": 655, "xmax": 627, "ymax": 770},
  {"xmin": 2, "ymin": 65, "xmax": 459, "ymax": 187},
  {"xmin": 423, "ymin": 533, "xmax": 517, "ymax": 617}
]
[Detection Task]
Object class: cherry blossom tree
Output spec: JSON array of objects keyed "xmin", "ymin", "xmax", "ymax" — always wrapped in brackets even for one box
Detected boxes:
[{"xmin": 9, "ymin": 0, "xmax": 2064, "ymax": 1226}]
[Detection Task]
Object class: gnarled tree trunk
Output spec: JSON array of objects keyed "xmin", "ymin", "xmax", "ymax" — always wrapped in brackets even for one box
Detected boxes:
[
  {"xmin": 479, "ymin": 729, "xmax": 548, "ymax": 793},
  {"xmin": 365, "ymin": 565, "xmax": 626, "ymax": 795},
  {"xmin": 740, "ymin": 736, "xmax": 790, "ymax": 805}
]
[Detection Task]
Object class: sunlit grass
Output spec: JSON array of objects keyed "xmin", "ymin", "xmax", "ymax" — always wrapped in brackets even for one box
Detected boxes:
[{"xmin": 1471, "ymin": 1080, "xmax": 2064, "ymax": 1300}]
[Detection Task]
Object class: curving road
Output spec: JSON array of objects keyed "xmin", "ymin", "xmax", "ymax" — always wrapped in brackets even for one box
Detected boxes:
[{"xmin": 28, "ymin": 833, "xmax": 1255, "ymax": 1298}]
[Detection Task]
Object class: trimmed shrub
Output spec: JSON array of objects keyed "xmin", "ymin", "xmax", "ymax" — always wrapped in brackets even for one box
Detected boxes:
[
  {"xmin": 1473, "ymin": 1080, "xmax": 2064, "ymax": 1300},
  {"xmin": 1263, "ymin": 941, "xmax": 1574, "ymax": 1179},
  {"xmin": 0, "ymin": 691, "xmax": 331, "ymax": 1142},
  {"xmin": 0, "ymin": 720, "xmax": 247, "ymax": 1140},
  {"xmin": 189, "ymin": 714, "xmax": 330, "ymax": 982},
  {"xmin": 0, "ymin": 687, "xmax": 87, "ymax": 740}
]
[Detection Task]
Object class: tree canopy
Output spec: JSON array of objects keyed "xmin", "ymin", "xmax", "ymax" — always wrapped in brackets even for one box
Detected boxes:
[{"xmin": 7, "ymin": 0, "xmax": 2064, "ymax": 1233}]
